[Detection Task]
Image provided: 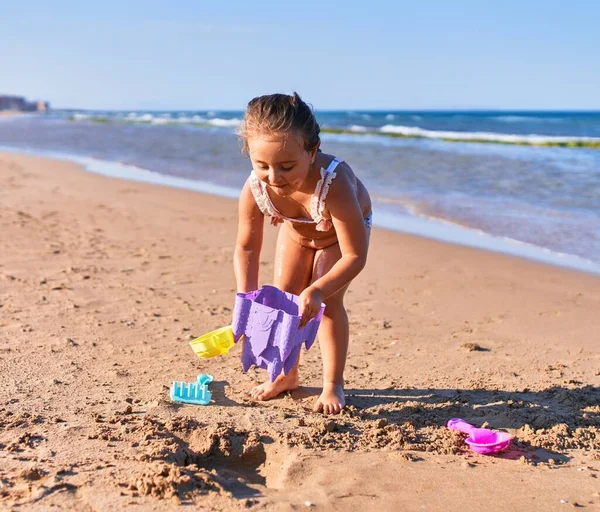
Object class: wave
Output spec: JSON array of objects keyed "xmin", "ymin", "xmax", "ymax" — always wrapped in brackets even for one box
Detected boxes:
[
  {"xmin": 69, "ymin": 112, "xmax": 242, "ymax": 128},
  {"xmin": 378, "ymin": 124, "xmax": 600, "ymax": 145},
  {"xmin": 319, "ymin": 125, "xmax": 600, "ymax": 148},
  {"xmin": 208, "ymin": 118, "xmax": 242, "ymax": 127},
  {"xmin": 65, "ymin": 113, "xmax": 600, "ymax": 149},
  {"xmin": 492, "ymin": 115, "xmax": 564, "ymax": 123}
]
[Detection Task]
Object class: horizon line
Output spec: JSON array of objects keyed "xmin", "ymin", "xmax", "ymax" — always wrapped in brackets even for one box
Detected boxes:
[{"xmin": 51, "ymin": 106, "xmax": 600, "ymax": 113}]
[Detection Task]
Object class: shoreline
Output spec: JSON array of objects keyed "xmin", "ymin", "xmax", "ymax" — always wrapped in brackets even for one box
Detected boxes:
[{"xmin": 2, "ymin": 145, "xmax": 598, "ymax": 276}]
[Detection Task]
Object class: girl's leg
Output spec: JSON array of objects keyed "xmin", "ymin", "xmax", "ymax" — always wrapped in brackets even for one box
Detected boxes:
[
  {"xmin": 311, "ymin": 242, "xmax": 350, "ymax": 415},
  {"xmin": 250, "ymin": 224, "xmax": 315, "ymax": 400}
]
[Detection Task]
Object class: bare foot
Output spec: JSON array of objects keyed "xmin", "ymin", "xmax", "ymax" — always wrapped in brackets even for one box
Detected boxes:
[
  {"xmin": 313, "ymin": 381, "xmax": 345, "ymax": 415},
  {"xmin": 250, "ymin": 372, "xmax": 299, "ymax": 401}
]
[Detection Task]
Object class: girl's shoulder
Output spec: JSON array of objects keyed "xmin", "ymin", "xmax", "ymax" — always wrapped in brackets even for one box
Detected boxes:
[
  {"xmin": 314, "ymin": 154, "xmax": 363, "ymax": 216},
  {"xmin": 316, "ymin": 153, "xmax": 356, "ymax": 190}
]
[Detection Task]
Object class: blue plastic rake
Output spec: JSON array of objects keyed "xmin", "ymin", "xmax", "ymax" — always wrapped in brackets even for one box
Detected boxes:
[{"xmin": 170, "ymin": 374, "xmax": 213, "ymax": 405}]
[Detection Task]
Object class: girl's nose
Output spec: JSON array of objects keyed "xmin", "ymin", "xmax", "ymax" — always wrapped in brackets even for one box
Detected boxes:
[{"xmin": 268, "ymin": 169, "xmax": 282, "ymax": 185}]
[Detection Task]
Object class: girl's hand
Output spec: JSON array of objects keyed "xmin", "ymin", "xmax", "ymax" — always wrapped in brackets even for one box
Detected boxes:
[{"xmin": 298, "ymin": 286, "xmax": 324, "ymax": 327}]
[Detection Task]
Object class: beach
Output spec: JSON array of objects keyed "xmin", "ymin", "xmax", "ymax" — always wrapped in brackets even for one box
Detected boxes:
[{"xmin": 1, "ymin": 151, "xmax": 599, "ymax": 510}]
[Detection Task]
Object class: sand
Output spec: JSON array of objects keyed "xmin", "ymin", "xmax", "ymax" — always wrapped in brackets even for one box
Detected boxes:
[
  {"xmin": 0, "ymin": 152, "xmax": 599, "ymax": 511},
  {"xmin": 0, "ymin": 112, "xmax": 28, "ymax": 118}
]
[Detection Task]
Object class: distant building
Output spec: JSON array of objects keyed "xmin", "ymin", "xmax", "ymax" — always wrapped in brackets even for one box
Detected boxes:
[
  {"xmin": 36, "ymin": 100, "xmax": 49, "ymax": 112},
  {"xmin": 0, "ymin": 95, "xmax": 50, "ymax": 112}
]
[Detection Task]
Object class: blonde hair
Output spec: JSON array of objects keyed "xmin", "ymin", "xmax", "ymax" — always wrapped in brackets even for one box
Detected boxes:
[{"xmin": 238, "ymin": 92, "xmax": 321, "ymax": 153}]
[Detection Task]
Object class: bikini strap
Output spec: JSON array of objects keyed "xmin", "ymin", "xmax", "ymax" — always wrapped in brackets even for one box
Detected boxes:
[
  {"xmin": 310, "ymin": 157, "xmax": 342, "ymax": 225},
  {"xmin": 248, "ymin": 172, "xmax": 282, "ymax": 222}
]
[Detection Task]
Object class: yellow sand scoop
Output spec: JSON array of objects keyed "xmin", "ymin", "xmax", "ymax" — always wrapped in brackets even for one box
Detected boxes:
[{"xmin": 189, "ymin": 325, "xmax": 236, "ymax": 358}]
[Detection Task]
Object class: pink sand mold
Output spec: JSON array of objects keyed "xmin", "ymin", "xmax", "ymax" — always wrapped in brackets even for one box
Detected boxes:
[
  {"xmin": 447, "ymin": 418, "xmax": 513, "ymax": 454},
  {"xmin": 232, "ymin": 285, "xmax": 326, "ymax": 382}
]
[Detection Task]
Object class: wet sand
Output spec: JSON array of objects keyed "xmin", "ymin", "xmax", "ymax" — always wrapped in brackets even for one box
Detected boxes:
[{"xmin": 1, "ymin": 152, "xmax": 599, "ymax": 510}]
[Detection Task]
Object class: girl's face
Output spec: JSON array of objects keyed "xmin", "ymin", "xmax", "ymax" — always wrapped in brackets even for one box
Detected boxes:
[{"xmin": 247, "ymin": 132, "xmax": 317, "ymax": 197}]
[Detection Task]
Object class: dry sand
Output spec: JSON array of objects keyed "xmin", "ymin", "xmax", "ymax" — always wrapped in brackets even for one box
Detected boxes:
[{"xmin": 1, "ymin": 152, "xmax": 599, "ymax": 511}]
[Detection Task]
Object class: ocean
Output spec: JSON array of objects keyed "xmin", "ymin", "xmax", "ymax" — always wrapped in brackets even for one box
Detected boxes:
[{"xmin": 1, "ymin": 109, "xmax": 599, "ymax": 274}]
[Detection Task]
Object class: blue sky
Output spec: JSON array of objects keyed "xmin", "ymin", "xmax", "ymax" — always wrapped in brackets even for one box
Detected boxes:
[{"xmin": 2, "ymin": 1, "xmax": 599, "ymax": 110}]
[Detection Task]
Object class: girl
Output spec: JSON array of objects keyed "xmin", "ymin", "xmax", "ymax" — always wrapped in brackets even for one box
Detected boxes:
[{"xmin": 234, "ymin": 92, "xmax": 372, "ymax": 415}]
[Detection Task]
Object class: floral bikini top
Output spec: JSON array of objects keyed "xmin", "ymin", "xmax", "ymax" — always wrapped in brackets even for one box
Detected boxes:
[{"xmin": 248, "ymin": 157, "xmax": 343, "ymax": 232}]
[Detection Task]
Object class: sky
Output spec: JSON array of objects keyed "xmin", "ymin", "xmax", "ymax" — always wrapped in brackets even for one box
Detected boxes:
[{"xmin": 2, "ymin": 1, "xmax": 599, "ymax": 110}]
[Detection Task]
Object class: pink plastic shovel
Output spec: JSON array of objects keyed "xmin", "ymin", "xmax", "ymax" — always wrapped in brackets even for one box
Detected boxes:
[{"xmin": 447, "ymin": 418, "xmax": 513, "ymax": 454}]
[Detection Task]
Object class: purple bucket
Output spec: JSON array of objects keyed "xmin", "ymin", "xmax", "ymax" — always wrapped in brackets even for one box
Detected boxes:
[{"xmin": 232, "ymin": 285, "xmax": 326, "ymax": 382}]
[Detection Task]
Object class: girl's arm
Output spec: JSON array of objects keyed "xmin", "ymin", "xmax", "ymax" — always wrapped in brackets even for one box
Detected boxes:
[
  {"xmin": 234, "ymin": 179, "xmax": 265, "ymax": 293},
  {"xmin": 298, "ymin": 167, "xmax": 369, "ymax": 325}
]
